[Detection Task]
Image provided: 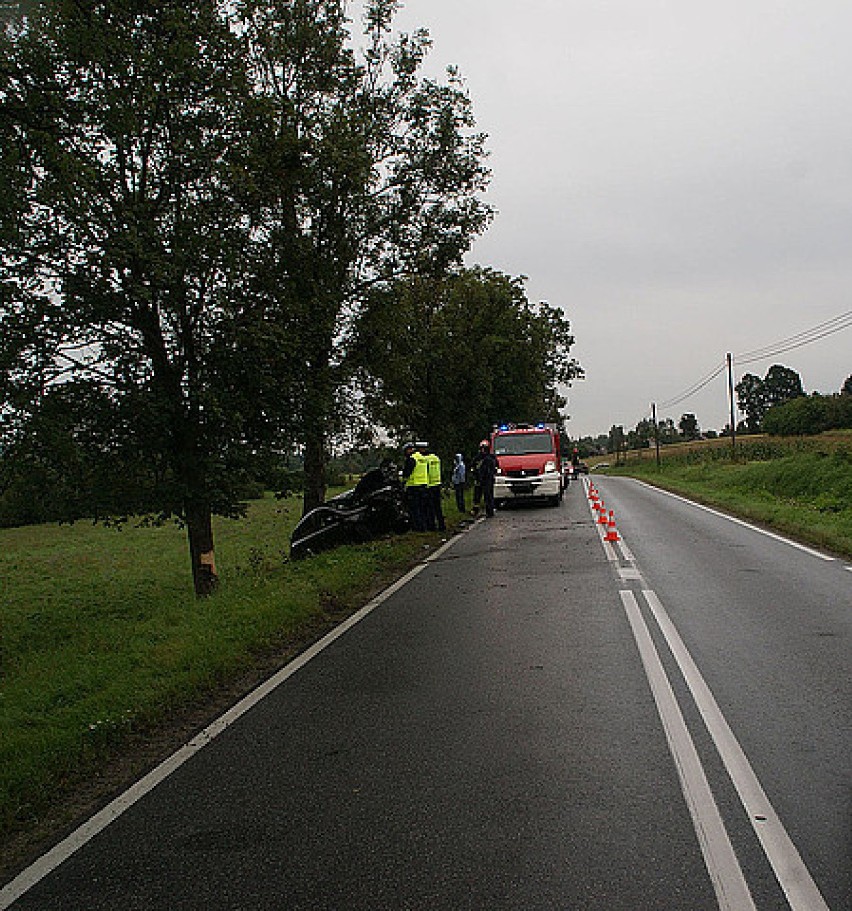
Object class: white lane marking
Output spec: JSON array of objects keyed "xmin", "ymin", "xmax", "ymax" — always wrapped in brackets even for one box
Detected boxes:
[
  {"xmin": 619, "ymin": 591, "xmax": 757, "ymax": 911},
  {"xmin": 585, "ymin": 481, "xmax": 619, "ymax": 562},
  {"xmin": 0, "ymin": 533, "xmax": 469, "ymax": 909},
  {"xmin": 631, "ymin": 479, "xmax": 835, "ymax": 562},
  {"xmin": 585, "ymin": 480, "xmax": 638, "ymax": 570},
  {"xmin": 591, "ymin": 475, "xmax": 831, "ymax": 909},
  {"xmin": 642, "ymin": 589, "xmax": 831, "ymax": 911}
]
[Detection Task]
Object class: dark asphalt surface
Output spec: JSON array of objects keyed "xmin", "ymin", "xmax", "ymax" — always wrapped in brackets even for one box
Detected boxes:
[
  {"xmin": 6, "ymin": 478, "xmax": 850, "ymax": 909},
  {"xmin": 590, "ymin": 475, "xmax": 851, "ymax": 911}
]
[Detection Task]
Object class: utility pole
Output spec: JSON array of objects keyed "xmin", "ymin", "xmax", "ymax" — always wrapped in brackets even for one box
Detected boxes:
[
  {"xmin": 726, "ymin": 352, "xmax": 736, "ymax": 460},
  {"xmin": 651, "ymin": 402, "xmax": 661, "ymax": 467}
]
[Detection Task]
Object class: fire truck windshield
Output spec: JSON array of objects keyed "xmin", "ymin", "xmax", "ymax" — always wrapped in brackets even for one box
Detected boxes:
[{"xmin": 493, "ymin": 432, "xmax": 553, "ymax": 456}]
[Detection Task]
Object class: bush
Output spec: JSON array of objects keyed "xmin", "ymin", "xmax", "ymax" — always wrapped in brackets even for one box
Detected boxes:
[
  {"xmin": 267, "ymin": 468, "xmax": 305, "ymax": 499},
  {"xmin": 763, "ymin": 394, "xmax": 852, "ymax": 436}
]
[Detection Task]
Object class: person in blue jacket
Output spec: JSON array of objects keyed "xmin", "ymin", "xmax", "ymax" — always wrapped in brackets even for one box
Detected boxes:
[{"xmin": 451, "ymin": 453, "xmax": 466, "ymax": 512}]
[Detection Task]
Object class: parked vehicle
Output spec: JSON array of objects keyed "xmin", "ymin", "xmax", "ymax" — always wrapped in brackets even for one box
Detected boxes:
[
  {"xmin": 290, "ymin": 462, "xmax": 408, "ymax": 559},
  {"xmin": 491, "ymin": 423, "xmax": 563, "ymax": 507}
]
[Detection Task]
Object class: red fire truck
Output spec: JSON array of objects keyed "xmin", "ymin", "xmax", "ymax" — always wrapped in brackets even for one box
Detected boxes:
[{"xmin": 491, "ymin": 423, "xmax": 563, "ymax": 507}]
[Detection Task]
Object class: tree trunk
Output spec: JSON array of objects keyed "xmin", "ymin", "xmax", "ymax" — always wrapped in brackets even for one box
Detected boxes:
[
  {"xmin": 186, "ymin": 499, "xmax": 219, "ymax": 597},
  {"xmin": 302, "ymin": 425, "xmax": 326, "ymax": 516},
  {"xmin": 301, "ymin": 348, "xmax": 333, "ymax": 516}
]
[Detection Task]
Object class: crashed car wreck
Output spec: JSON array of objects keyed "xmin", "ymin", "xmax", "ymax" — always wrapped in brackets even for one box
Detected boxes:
[{"xmin": 290, "ymin": 462, "xmax": 409, "ymax": 559}]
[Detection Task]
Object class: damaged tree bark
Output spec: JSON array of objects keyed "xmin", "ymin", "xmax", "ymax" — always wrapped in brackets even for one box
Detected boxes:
[{"xmin": 185, "ymin": 499, "xmax": 219, "ymax": 597}]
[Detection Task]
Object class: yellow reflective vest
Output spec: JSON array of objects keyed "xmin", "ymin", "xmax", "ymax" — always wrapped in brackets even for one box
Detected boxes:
[
  {"xmin": 425, "ymin": 453, "xmax": 441, "ymax": 487},
  {"xmin": 406, "ymin": 452, "xmax": 429, "ymax": 487}
]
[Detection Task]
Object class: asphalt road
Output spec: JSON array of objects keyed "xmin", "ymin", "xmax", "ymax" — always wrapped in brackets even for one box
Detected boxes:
[{"xmin": 3, "ymin": 478, "xmax": 850, "ymax": 910}]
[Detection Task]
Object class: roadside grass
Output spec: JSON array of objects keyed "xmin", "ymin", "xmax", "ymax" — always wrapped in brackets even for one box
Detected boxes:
[
  {"xmin": 0, "ymin": 487, "xmax": 470, "ymax": 861},
  {"xmin": 600, "ymin": 432, "xmax": 852, "ymax": 557}
]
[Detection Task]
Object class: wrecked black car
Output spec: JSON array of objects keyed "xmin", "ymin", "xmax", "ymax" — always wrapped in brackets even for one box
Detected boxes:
[{"xmin": 290, "ymin": 462, "xmax": 409, "ymax": 559}]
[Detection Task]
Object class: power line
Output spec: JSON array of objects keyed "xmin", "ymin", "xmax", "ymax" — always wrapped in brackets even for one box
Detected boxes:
[
  {"xmin": 654, "ymin": 309, "xmax": 851, "ymax": 413},
  {"xmin": 735, "ymin": 310, "xmax": 851, "ymax": 360},
  {"xmin": 659, "ymin": 361, "xmax": 726, "ymax": 410},
  {"xmin": 608, "ymin": 309, "xmax": 852, "ymax": 441},
  {"xmin": 735, "ymin": 310, "xmax": 852, "ymax": 366}
]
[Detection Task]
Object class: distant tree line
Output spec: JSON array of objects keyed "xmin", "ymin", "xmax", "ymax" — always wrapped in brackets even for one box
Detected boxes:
[
  {"xmin": 572, "ymin": 412, "xmax": 713, "ymax": 459},
  {"xmin": 0, "ymin": 1, "xmax": 581, "ymax": 593},
  {"xmin": 571, "ymin": 367, "xmax": 851, "ymax": 458},
  {"xmin": 736, "ymin": 366, "xmax": 852, "ymax": 436},
  {"xmin": 761, "ymin": 387, "xmax": 852, "ymax": 436}
]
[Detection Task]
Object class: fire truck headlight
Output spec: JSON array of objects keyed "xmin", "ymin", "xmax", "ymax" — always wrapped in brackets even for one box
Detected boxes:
[{"xmin": 544, "ymin": 460, "xmax": 557, "ymax": 473}]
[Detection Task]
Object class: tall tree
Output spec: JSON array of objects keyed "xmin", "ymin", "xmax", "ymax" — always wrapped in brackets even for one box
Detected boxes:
[
  {"xmin": 762, "ymin": 364, "xmax": 804, "ymax": 409},
  {"xmin": 658, "ymin": 417, "xmax": 678, "ymax": 444},
  {"xmin": 735, "ymin": 372, "xmax": 766, "ymax": 433},
  {"xmin": 608, "ymin": 425, "xmax": 625, "ymax": 456},
  {"xmin": 353, "ymin": 267, "xmax": 582, "ymax": 460},
  {"xmin": 679, "ymin": 412, "xmax": 699, "ymax": 440},
  {"xmin": 241, "ymin": 0, "xmax": 492, "ymax": 514},
  {"xmin": 1, "ymin": 1, "xmax": 297, "ymax": 595},
  {"xmin": 627, "ymin": 417, "xmax": 655, "ymax": 450},
  {"xmin": 736, "ymin": 364, "xmax": 805, "ymax": 433}
]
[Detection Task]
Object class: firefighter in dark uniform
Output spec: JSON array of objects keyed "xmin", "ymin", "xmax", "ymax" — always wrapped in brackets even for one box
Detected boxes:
[
  {"xmin": 478, "ymin": 440, "xmax": 498, "ymax": 517},
  {"xmin": 470, "ymin": 439, "xmax": 487, "ymax": 513}
]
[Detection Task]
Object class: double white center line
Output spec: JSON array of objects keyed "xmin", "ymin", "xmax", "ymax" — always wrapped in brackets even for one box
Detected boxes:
[{"xmin": 584, "ymin": 480, "xmax": 830, "ymax": 911}]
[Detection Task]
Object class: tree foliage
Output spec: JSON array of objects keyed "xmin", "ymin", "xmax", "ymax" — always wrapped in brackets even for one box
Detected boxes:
[
  {"xmin": 241, "ymin": 0, "xmax": 492, "ymax": 513},
  {"xmin": 762, "ymin": 393, "xmax": 852, "ymax": 436},
  {"xmin": 678, "ymin": 412, "xmax": 700, "ymax": 440},
  {"xmin": 1, "ymin": 1, "xmax": 309, "ymax": 593},
  {"xmin": 352, "ymin": 267, "xmax": 582, "ymax": 460},
  {"xmin": 0, "ymin": 1, "xmax": 599, "ymax": 595},
  {"xmin": 736, "ymin": 364, "xmax": 804, "ymax": 433},
  {"xmin": 608, "ymin": 425, "xmax": 625, "ymax": 455},
  {"xmin": 763, "ymin": 364, "xmax": 805, "ymax": 407},
  {"xmin": 626, "ymin": 418, "xmax": 654, "ymax": 450},
  {"xmin": 0, "ymin": 381, "xmax": 156, "ymax": 526},
  {"xmin": 735, "ymin": 373, "xmax": 767, "ymax": 433}
]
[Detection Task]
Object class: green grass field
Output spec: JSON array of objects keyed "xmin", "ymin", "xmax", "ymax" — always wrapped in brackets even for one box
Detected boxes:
[
  {"xmin": 599, "ymin": 432, "xmax": 852, "ymax": 558},
  {"xmin": 1, "ymin": 488, "xmax": 466, "ymax": 861}
]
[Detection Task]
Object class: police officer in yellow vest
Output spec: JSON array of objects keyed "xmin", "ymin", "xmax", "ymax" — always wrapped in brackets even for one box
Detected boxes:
[
  {"xmin": 423, "ymin": 443, "xmax": 445, "ymax": 531},
  {"xmin": 401, "ymin": 441, "xmax": 428, "ymax": 531}
]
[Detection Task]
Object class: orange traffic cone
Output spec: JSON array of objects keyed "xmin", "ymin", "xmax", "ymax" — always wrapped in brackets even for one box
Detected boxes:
[
  {"xmin": 605, "ymin": 511, "xmax": 619, "ymax": 542},
  {"xmin": 598, "ymin": 502, "xmax": 609, "ymax": 524}
]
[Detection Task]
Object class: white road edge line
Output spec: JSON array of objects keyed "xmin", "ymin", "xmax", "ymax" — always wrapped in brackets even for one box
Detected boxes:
[
  {"xmin": 631, "ymin": 479, "xmax": 834, "ymax": 562},
  {"xmin": 642, "ymin": 589, "xmax": 831, "ymax": 911},
  {"xmin": 0, "ymin": 532, "xmax": 469, "ymax": 910},
  {"xmin": 619, "ymin": 590, "xmax": 757, "ymax": 911}
]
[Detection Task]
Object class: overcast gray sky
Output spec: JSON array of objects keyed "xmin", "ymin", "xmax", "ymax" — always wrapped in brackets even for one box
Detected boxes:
[{"xmin": 385, "ymin": 0, "xmax": 852, "ymax": 438}]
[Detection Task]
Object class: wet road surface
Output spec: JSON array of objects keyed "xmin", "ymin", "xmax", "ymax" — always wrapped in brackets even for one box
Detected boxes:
[{"xmin": 3, "ymin": 478, "xmax": 849, "ymax": 909}]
